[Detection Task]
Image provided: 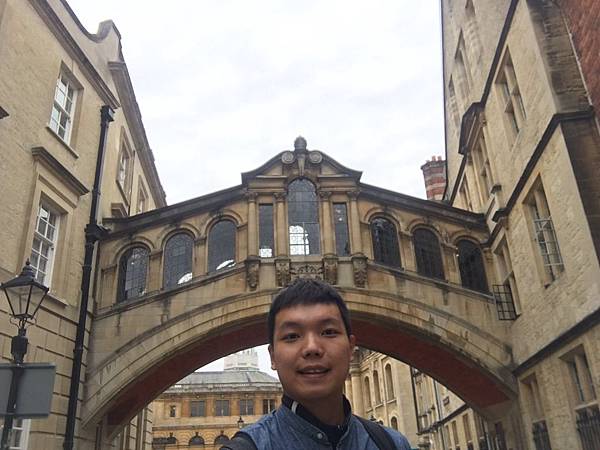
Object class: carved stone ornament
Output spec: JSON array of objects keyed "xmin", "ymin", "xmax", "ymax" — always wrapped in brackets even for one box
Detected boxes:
[
  {"xmin": 275, "ymin": 257, "xmax": 291, "ymax": 287},
  {"xmin": 281, "ymin": 151, "xmax": 295, "ymax": 164},
  {"xmin": 351, "ymin": 253, "xmax": 368, "ymax": 288},
  {"xmin": 245, "ymin": 257, "xmax": 260, "ymax": 291},
  {"xmin": 308, "ymin": 151, "xmax": 323, "ymax": 164},
  {"xmin": 291, "ymin": 264, "xmax": 322, "ymax": 281},
  {"xmin": 322, "ymin": 255, "xmax": 338, "ymax": 285}
]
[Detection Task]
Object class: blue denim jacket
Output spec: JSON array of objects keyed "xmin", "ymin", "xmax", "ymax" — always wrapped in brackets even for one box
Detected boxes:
[{"xmin": 241, "ymin": 404, "xmax": 412, "ymax": 450}]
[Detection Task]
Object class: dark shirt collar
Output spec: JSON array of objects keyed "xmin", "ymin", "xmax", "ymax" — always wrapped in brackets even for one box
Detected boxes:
[{"xmin": 282, "ymin": 394, "xmax": 352, "ymax": 447}]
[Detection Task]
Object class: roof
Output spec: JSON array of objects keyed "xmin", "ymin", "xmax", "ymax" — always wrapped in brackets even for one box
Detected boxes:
[{"xmin": 163, "ymin": 370, "xmax": 281, "ymax": 394}]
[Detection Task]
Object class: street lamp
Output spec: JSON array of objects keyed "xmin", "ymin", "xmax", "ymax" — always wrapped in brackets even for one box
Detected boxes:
[
  {"xmin": 1, "ymin": 261, "xmax": 49, "ymax": 450},
  {"xmin": 237, "ymin": 416, "xmax": 245, "ymax": 429}
]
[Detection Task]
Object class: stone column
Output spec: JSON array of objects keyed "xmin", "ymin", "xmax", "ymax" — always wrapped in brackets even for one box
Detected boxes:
[
  {"xmin": 348, "ymin": 190, "xmax": 363, "ymax": 254},
  {"xmin": 350, "ymin": 364, "xmax": 365, "ymax": 417},
  {"xmin": 147, "ymin": 250, "xmax": 162, "ymax": 292},
  {"xmin": 246, "ymin": 191, "xmax": 258, "ymax": 256},
  {"xmin": 194, "ymin": 236, "xmax": 206, "ymax": 275},
  {"xmin": 319, "ymin": 190, "xmax": 334, "ymax": 254},
  {"xmin": 274, "ymin": 192, "xmax": 287, "ymax": 256}
]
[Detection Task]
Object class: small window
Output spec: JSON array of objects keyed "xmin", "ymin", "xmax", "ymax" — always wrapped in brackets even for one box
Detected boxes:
[
  {"xmin": 189, "ymin": 433, "xmax": 205, "ymax": 446},
  {"xmin": 163, "ymin": 233, "xmax": 193, "ymax": 288},
  {"xmin": 413, "ymin": 228, "xmax": 444, "ymax": 279},
  {"xmin": 136, "ymin": 181, "xmax": 148, "ymax": 214},
  {"xmin": 214, "ymin": 433, "xmax": 229, "ymax": 445},
  {"xmin": 262, "ymin": 399, "xmax": 276, "ymax": 414},
  {"xmin": 373, "ymin": 370, "xmax": 382, "ymax": 404},
  {"xmin": 288, "ymin": 179, "xmax": 320, "ymax": 255},
  {"xmin": 496, "ymin": 49, "xmax": 526, "ymax": 140},
  {"xmin": 492, "ymin": 239, "xmax": 519, "ymax": 320},
  {"xmin": 457, "ymin": 240, "xmax": 488, "ymax": 292},
  {"xmin": 117, "ymin": 144, "xmax": 132, "ymax": 196},
  {"xmin": 190, "ymin": 400, "xmax": 205, "ymax": 417},
  {"xmin": 215, "ymin": 399, "xmax": 230, "ymax": 416},
  {"xmin": 208, "ymin": 220, "xmax": 236, "ymax": 272},
  {"xmin": 259, "ymin": 204, "xmax": 274, "ymax": 257},
  {"xmin": 5, "ymin": 418, "xmax": 30, "ymax": 450},
  {"xmin": 562, "ymin": 348, "xmax": 596, "ymax": 406},
  {"xmin": 371, "ymin": 217, "xmax": 401, "ymax": 267},
  {"xmin": 526, "ymin": 183, "xmax": 564, "ymax": 285},
  {"xmin": 117, "ymin": 247, "xmax": 149, "ymax": 302},
  {"xmin": 49, "ymin": 73, "xmax": 78, "ymax": 143},
  {"xmin": 30, "ymin": 203, "xmax": 60, "ymax": 286},
  {"xmin": 364, "ymin": 377, "xmax": 372, "ymax": 408},
  {"xmin": 168, "ymin": 405, "xmax": 176, "ymax": 418},
  {"xmin": 385, "ymin": 364, "xmax": 395, "ymax": 399},
  {"xmin": 391, "ymin": 417, "xmax": 398, "ymax": 431},
  {"xmin": 452, "ymin": 420, "xmax": 460, "ymax": 450},
  {"xmin": 333, "ymin": 203, "xmax": 351, "ymax": 256},
  {"xmin": 239, "ymin": 399, "xmax": 254, "ymax": 415}
]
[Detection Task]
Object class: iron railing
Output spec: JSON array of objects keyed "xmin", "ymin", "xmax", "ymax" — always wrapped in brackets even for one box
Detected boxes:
[
  {"xmin": 493, "ymin": 284, "xmax": 517, "ymax": 320},
  {"xmin": 532, "ymin": 420, "xmax": 552, "ymax": 450},
  {"xmin": 576, "ymin": 406, "xmax": 600, "ymax": 450}
]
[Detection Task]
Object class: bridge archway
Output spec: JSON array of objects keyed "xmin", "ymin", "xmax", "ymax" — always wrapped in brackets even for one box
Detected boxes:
[{"xmin": 83, "ymin": 286, "xmax": 515, "ymax": 437}]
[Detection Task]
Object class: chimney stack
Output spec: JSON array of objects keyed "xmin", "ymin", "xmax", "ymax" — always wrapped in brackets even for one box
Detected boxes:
[{"xmin": 420, "ymin": 156, "xmax": 446, "ymax": 201}]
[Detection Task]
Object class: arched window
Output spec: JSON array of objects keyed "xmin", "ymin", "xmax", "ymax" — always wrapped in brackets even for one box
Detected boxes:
[
  {"xmin": 208, "ymin": 220, "xmax": 236, "ymax": 272},
  {"xmin": 457, "ymin": 240, "xmax": 488, "ymax": 292},
  {"xmin": 214, "ymin": 433, "xmax": 229, "ymax": 445},
  {"xmin": 117, "ymin": 247, "xmax": 149, "ymax": 301},
  {"xmin": 391, "ymin": 417, "xmax": 399, "ymax": 430},
  {"xmin": 364, "ymin": 377, "xmax": 372, "ymax": 408},
  {"xmin": 385, "ymin": 364, "xmax": 395, "ymax": 399},
  {"xmin": 373, "ymin": 370, "xmax": 382, "ymax": 404},
  {"xmin": 413, "ymin": 228, "xmax": 444, "ymax": 279},
  {"xmin": 163, "ymin": 233, "xmax": 193, "ymax": 288},
  {"xmin": 288, "ymin": 179, "xmax": 320, "ymax": 255},
  {"xmin": 370, "ymin": 217, "xmax": 401, "ymax": 267},
  {"xmin": 189, "ymin": 432, "xmax": 205, "ymax": 446}
]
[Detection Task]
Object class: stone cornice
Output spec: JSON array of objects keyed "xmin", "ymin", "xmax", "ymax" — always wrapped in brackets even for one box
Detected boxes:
[{"xmin": 31, "ymin": 146, "xmax": 89, "ymax": 196}]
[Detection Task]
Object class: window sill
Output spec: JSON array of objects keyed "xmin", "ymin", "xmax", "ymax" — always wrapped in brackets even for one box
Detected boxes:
[
  {"xmin": 44, "ymin": 291, "xmax": 69, "ymax": 308},
  {"xmin": 116, "ymin": 181, "xmax": 131, "ymax": 206},
  {"xmin": 45, "ymin": 125, "xmax": 79, "ymax": 159}
]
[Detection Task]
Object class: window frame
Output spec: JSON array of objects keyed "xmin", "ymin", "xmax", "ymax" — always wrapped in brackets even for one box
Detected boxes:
[
  {"xmin": 30, "ymin": 203, "xmax": 60, "ymax": 287},
  {"xmin": 413, "ymin": 227, "xmax": 445, "ymax": 280},
  {"xmin": 189, "ymin": 400, "xmax": 205, "ymax": 417},
  {"xmin": 287, "ymin": 178, "xmax": 321, "ymax": 256},
  {"xmin": 259, "ymin": 203, "xmax": 274, "ymax": 258},
  {"xmin": 370, "ymin": 217, "xmax": 402, "ymax": 268},
  {"xmin": 495, "ymin": 49, "xmax": 526, "ymax": 142},
  {"xmin": 117, "ymin": 246, "xmax": 149, "ymax": 302},
  {"xmin": 49, "ymin": 72, "xmax": 79, "ymax": 145},
  {"xmin": 163, "ymin": 232, "xmax": 194, "ymax": 288},
  {"xmin": 207, "ymin": 219, "xmax": 237, "ymax": 272},
  {"xmin": 457, "ymin": 239, "xmax": 488, "ymax": 293},
  {"xmin": 215, "ymin": 399, "xmax": 230, "ymax": 417}
]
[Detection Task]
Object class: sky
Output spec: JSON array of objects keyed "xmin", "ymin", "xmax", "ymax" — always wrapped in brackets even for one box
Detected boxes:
[{"xmin": 67, "ymin": 1, "xmax": 445, "ymax": 378}]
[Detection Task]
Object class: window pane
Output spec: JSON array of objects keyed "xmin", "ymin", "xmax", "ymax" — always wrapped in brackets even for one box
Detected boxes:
[
  {"xmin": 457, "ymin": 240, "xmax": 488, "ymax": 292},
  {"xmin": 208, "ymin": 221, "xmax": 236, "ymax": 271},
  {"xmin": 259, "ymin": 204, "xmax": 274, "ymax": 257},
  {"xmin": 163, "ymin": 233, "xmax": 193, "ymax": 288},
  {"xmin": 414, "ymin": 228, "xmax": 444, "ymax": 279},
  {"xmin": 333, "ymin": 203, "xmax": 350, "ymax": 256},
  {"xmin": 288, "ymin": 179, "xmax": 320, "ymax": 255},
  {"xmin": 215, "ymin": 400, "xmax": 230, "ymax": 416},
  {"xmin": 371, "ymin": 218, "xmax": 401, "ymax": 267},
  {"xmin": 118, "ymin": 247, "xmax": 149, "ymax": 301},
  {"xmin": 190, "ymin": 401, "xmax": 205, "ymax": 417}
]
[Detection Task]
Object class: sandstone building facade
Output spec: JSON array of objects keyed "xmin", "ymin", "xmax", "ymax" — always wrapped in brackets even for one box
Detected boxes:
[{"xmin": 0, "ymin": 1, "xmax": 164, "ymax": 449}]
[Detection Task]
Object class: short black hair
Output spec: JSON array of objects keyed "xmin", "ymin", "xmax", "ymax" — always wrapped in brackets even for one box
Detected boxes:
[{"xmin": 268, "ymin": 278, "xmax": 352, "ymax": 345}]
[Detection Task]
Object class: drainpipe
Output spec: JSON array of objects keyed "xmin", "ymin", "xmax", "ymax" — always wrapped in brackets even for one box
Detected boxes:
[{"xmin": 63, "ymin": 105, "xmax": 114, "ymax": 450}]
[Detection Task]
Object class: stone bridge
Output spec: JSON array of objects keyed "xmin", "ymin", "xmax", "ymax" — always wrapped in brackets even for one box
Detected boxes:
[{"xmin": 84, "ymin": 139, "xmax": 515, "ymax": 436}]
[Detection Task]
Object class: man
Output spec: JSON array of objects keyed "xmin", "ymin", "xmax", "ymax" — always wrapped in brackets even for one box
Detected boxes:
[{"xmin": 222, "ymin": 278, "xmax": 411, "ymax": 450}]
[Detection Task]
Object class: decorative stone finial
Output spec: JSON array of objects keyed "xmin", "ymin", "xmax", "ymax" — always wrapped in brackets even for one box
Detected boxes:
[{"xmin": 294, "ymin": 136, "xmax": 307, "ymax": 151}]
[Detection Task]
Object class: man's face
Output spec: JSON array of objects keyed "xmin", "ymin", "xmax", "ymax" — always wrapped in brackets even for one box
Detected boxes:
[{"xmin": 268, "ymin": 302, "xmax": 356, "ymax": 408}]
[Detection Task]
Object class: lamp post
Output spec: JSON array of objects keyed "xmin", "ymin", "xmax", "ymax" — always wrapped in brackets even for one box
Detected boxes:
[
  {"xmin": 0, "ymin": 261, "xmax": 49, "ymax": 450},
  {"xmin": 237, "ymin": 416, "xmax": 245, "ymax": 429}
]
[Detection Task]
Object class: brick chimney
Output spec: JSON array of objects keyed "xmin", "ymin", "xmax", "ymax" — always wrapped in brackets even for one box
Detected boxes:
[{"xmin": 420, "ymin": 156, "xmax": 446, "ymax": 201}]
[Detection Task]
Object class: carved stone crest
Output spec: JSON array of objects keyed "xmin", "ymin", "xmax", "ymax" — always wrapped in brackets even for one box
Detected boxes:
[
  {"xmin": 351, "ymin": 253, "xmax": 368, "ymax": 288},
  {"xmin": 275, "ymin": 257, "xmax": 291, "ymax": 287},
  {"xmin": 322, "ymin": 255, "xmax": 338, "ymax": 285},
  {"xmin": 245, "ymin": 256, "xmax": 260, "ymax": 291},
  {"xmin": 291, "ymin": 264, "xmax": 322, "ymax": 281}
]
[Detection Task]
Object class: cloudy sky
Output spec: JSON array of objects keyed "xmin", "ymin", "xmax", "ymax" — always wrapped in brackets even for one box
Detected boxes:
[{"xmin": 68, "ymin": 1, "xmax": 445, "ymax": 377}]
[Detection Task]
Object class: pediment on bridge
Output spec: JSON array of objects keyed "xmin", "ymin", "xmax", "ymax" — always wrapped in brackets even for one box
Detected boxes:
[{"xmin": 241, "ymin": 136, "xmax": 362, "ymax": 188}]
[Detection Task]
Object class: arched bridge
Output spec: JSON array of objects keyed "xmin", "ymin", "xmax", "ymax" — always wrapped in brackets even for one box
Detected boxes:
[{"xmin": 85, "ymin": 139, "xmax": 515, "ymax": 436}]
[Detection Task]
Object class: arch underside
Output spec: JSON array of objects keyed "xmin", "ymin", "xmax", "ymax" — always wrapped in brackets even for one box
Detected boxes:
[{"xmin": 89, "ymin": 295, "xmax": 515, "ymax": 434}]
